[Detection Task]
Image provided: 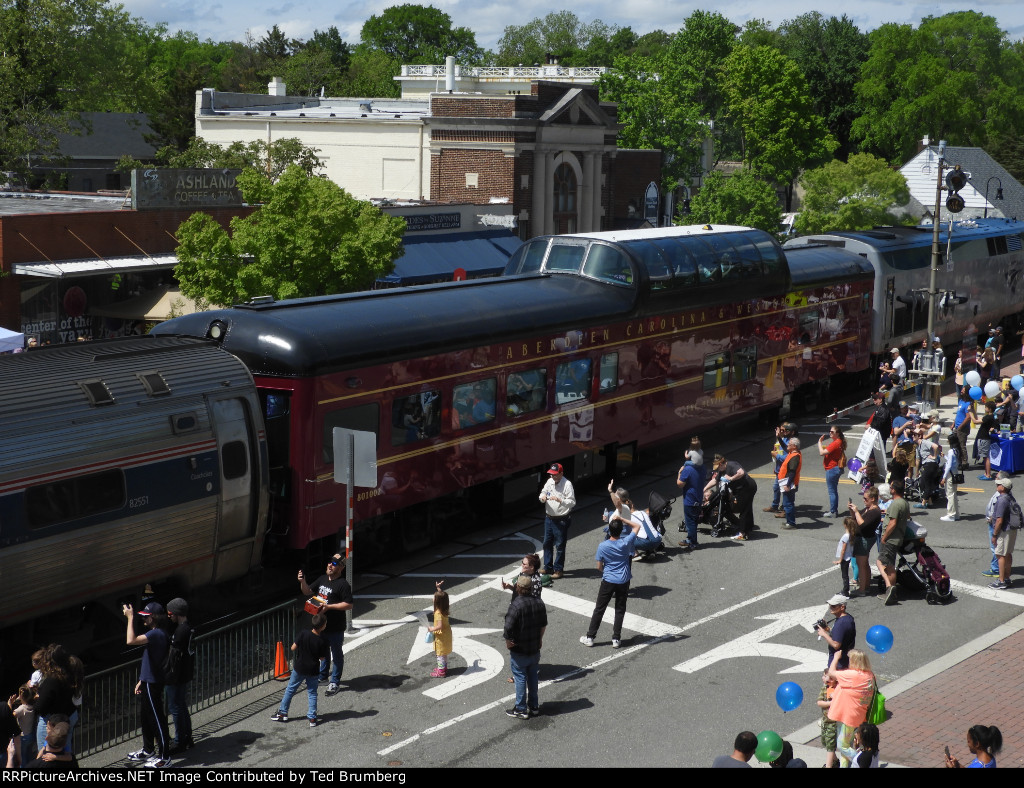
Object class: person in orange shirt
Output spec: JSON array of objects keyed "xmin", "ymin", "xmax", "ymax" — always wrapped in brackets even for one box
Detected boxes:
[{"xmin": 778, "ymin": 438, "xmax": 802, "ymax": 530}]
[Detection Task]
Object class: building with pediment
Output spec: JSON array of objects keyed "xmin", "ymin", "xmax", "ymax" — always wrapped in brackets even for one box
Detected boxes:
[{"xmin": 194, "ymin": 66, "xmax": 663, "ymax": 239}]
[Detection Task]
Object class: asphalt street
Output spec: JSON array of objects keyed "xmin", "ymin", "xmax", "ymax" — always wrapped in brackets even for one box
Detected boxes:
[{"xmin": 82, "ymin": 396, "xmax": 1022, "ymax": 769}]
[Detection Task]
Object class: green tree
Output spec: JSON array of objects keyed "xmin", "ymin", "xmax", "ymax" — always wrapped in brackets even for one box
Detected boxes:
[
  {"xmin": 496, "ymin": 12, "xmax": 621, "ymax": 66},
  {"xmin": 685, "ymin": 169, "xmax": 780, "ymax": 232},
  {"xmin": 723, "ymin": 45, "xmax": 836, "ymax": 208},
  {"xmin": 853, "ymin": 11, "xmax": 1024, "ymax": 162},
  {"xmin": 360, "ymin": 4, "xmax": 483, "ymax": 64},
  {"xmin": 597, "ymin": 11, "xmax": 739, "ymax": 187},
  {"xmin": 339, "ymin": 48, "xmax": 401, "ymax": 98},
  {"xmin": 778, "ymin": 13, "xmax": 868, "ymax": 160},
  {"xmin": 175, "ymin": 166, "xmax": 406, "ymax": 304},
  {"xmin": 156, "ymin": 137, "xmax": 324, "ymax": 181},
  {"xmin": 795, "ymin": 153, "xmax": 913, "ymax": 233}
]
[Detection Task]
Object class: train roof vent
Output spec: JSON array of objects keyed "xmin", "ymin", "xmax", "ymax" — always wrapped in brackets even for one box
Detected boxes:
[
  {"xmin": 136, "ymin": 370, "xmax": 171, "ymax": 397},
  {"xmin": 78, "ymin": 379, "xmax": 115, "ymax": 406},
  {"xmin": 861, "ymin": 230, "xmax": 898, "ymax": 240}
]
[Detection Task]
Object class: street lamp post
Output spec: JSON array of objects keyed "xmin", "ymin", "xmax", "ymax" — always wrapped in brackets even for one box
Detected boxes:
[{"xmin": 984, "ymin": 176, "xmax": 1003, "ymax": 219}]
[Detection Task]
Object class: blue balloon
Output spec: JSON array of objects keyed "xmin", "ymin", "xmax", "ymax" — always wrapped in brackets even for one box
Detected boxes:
[
  {"xmin": 969, "ymin": 386, "xmax": 984, "ymax": 401},
  {"xmin": 866, "ymin": 624, "xmax": 894, "ymax": 654},
  {"xmin": 775, "ymin": 681, "xmax": 804, "ymax": 712},
  {"xmin": 1013, "ymin": 375, "xmax": 1024, "ymax": 392}
]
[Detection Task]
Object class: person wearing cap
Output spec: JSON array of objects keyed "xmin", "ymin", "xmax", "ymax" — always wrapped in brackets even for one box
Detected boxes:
[
  {"xmin": 503, "ymin": 574, "xmax": 548, "ymax": 719},
  {"xmin": 765, "ymin": 423, "xmax": 796, "ymax": 514},
  {"xmin": 983, "ymin": 472, "xmax": 1012, "ymax": 578},
  {"xmin": 704, "ymin": 453, "xmax": 757, "ymax": 539},
  {"xmin": 868, "ymin": 391, "xmax": 893, "ymax": 451},
  {"xmin": 777, "ymin": 438, "xmax": 802, "ymax": 531},
  {"xmin": 889, "ymin": 347, "xmax": 906, "ymax": 386},
  {"xmin": 815, "ymin": 594, "xmax": 855, "ymax": 671},
  {"xmin": 891, "ymin": 402, "xmax": 915, "ymax": 449},
  {"xmin": 539, "ymin": 463, "xmax": 576, "ymax": 579},
  {"xmin": 164, "ymin": 598, "xmax": 195, "ymax": 754},
  {"xmin": 123, "ymin": 601, "xmax": 171, "ymax": 767},
  {"xmin": 677, "ymin": 451, "xmax": 706, "ymax": 552},
  {"xmin": 298, "ymin": 554, "xmax": 353, "ymax": 697},
  {"xmin": 876, "ymin": 480, "xmax": 909, "ymax": 606},
  {"xmin": 989, "ymin": 477, "xmax": 1019, "ymax": 590}
]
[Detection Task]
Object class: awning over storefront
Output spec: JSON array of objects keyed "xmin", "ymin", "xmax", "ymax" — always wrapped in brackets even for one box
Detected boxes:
[
  {"xmin": 12, "ymin": 254, "xmax": 178, "ymax": 279},
  {"xmin": 90, "ymin": 286, "xmax": 204, "ymax": 321},
  {"xmin": 0, "ymin": 326, "xmax": 24, "ymax": 352},
  {"xmin": 377, "ymin": 230, "xmax": 522, "ymax": 286}
]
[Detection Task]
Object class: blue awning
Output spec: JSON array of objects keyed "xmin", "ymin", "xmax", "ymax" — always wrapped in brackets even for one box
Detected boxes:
[{"xmin": 378, "ymin": 230, "xmax": 522, "ymax": 286}]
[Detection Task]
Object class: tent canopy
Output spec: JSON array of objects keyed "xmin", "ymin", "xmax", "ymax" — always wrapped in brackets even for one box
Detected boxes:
[{"xmin": 0, "ymin": 326, "xmax": 25, "ymax": 352}]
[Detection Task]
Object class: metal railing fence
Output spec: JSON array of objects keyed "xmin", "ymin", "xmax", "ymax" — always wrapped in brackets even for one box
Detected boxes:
[{"xmin": 76, "ymin": 599, "xmax": 299, "ymax": 757}]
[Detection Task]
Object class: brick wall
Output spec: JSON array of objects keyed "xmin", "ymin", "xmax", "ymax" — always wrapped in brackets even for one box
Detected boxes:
[
  {"xmin": 430, "ymin": 150, "xmax": 514, "ymax": 203},
  {"xmin": 611, "ymin": 150, "xmax": 663, "ymax": 221},
  {"xmin": 431, "ymin": 95, "xmax": 518, "ymax": 118}
]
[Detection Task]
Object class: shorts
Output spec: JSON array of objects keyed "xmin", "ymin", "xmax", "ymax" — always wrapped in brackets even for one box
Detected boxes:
[
  {"xmin": 978, "ymin": 438, "xmax": 991, "ymax": 457},
  {"xmin": 853, "ymin": 536, "xmax": 873, "ymax": 557},
  {"xmin": 877, "ymin": 541, "xmax": 899, "ymax": 568},
  {"xmin": 821, "ymin": 718, "xmax": 838, "ymax": 751},
  {"xmin": 994, "ymin": 529, "xmax": 1017, "ymax": 557}
]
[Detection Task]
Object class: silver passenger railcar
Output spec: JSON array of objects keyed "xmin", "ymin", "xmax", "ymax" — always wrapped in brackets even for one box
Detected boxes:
[{"xmin": 0, "ymin": 336, "xmax": 269, "ymax": 632}]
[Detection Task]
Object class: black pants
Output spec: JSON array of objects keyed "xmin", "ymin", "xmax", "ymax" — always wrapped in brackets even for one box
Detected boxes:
[
  {"xmin": 920, "ymin": 461, "xmax": 940, "ymax": 502},
  {"xmin": 139, "ymin": 681, "xmax": 169, "ymax": 758},
  {"xmin": 586, "ymin": 579, "xmax": 629, "ymax": 640}
]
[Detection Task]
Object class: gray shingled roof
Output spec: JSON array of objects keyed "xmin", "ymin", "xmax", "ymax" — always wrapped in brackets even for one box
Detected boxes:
[{"xmin": 902, "ymin": 145, "xmax": 1024, "ymax": 222}]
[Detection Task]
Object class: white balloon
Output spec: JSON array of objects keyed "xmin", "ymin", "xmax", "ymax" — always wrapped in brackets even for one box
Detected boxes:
[
  {"xmin": 965, "ymin": 370, "xmax": 982, "ymax": 387},
  {"xmin": 984, "ymin": 381, "xmax": 1001, "ymax": 399}
]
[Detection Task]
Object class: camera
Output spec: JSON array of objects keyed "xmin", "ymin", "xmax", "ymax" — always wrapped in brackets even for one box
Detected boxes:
[{"xmin": 814, "ymin": 618, "xmax": 828, "ymax": 631}]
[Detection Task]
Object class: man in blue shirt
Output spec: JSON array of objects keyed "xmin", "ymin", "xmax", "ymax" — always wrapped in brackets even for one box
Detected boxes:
[
  {"xmin": 124, "ymin": 602, "xmax": 171, "ymax": 768},
  {"xmin": 677, "ymin": 454, "xmax": 704, "ymax": 551},
  {"xmin": 579, "ymin": 512, "xmax": 642, "ymax": 649}
]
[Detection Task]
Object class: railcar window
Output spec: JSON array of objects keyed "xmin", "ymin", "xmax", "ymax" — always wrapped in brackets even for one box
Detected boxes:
[
  {"xmin": 222, "ymin": 441, "xmax": 248, "ymax": 480},
  {"xmin": 753, "ymin": 233, "xmax": 785, "ymax": 277},
  {"xmin": 599, "ymin": 353, "xmax": 619, "ymax": 393},
  {"xmin": 687, "ymin": 237, "xmax": 721, "ymax": 284},
  {"xmin": 507, "ymin": 369, "xmax": 547, "ymax": 416},
  {"xmin": 452, "ymin": 378, "xmax": 497, "ymax": 429},
  {"xmin": 704, "ymin": 234, "xmax": 749, "ymax": 280},
  {"xmin": 323, "ymin": 403, "xmax": 380, "ymax": 462},
  {"xmin": 799, "ymin": 311, "xmax": 819, "ymax": 343},
  {"xmin": 545, "ymin": 242, "xmax": 587, "ymax": 273},
  {"xmin": 723, "ymin": 233, "xmax": 764, "ymax": 276},
  {"xmin": 556, "ymin": 359, "xmax": 592, "ymax": 404},
  {"xmin": 882, "ymin": 248, "xmax": 930, "ymax": 270},
  {"xmin": 732, "ymin": 345, "xmax": 757, "ymax": 383},
  {"xmin": 264, "ymin": 393, "xmax": 290, "ymax": 419},
  {"xmin": 617, "ymin": 241, "xmax": 668, "ymax": 288},
  {"xmin": 650, "ymin": 239, "xmax": 698, "ymax": 287},
  {"xmin": 391, "ymin": 393, "xmax": 441, "ymax": 447},
  {"xmin": 987, "ymin": 236, "xmax": 1009, "ymax": 256},
  {"xmin": 25, "ymin": 469, "xmax": 125, "ymax": 529},
  {"xmin": 504, "ymin": 239, "xmax": 548, "ymax": 275},
  {"xmin": 703, "ymin": 352, "xmax": 730, "ymax": 391},
  {"xmin": 582, "ymin": 244, "xmax": 633, "ymax": 284}
]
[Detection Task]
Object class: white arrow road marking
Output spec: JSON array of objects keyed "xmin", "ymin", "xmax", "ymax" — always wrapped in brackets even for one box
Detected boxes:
[
  {"xmin": 673, "ymin": 605, "xmax": 829, "ymax": 675},
  {"xmin": 406, "ymin": 626, "xmax": 506, "ymax": 700},
  {"xmin": 538, "ymin": 587, "xmax": 684, "ymax": 637}
]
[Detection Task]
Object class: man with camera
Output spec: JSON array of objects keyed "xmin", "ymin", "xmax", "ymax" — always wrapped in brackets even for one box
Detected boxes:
[{"xmin": 814, "ymin": 593, "xmax": 855, "ymax": 670}]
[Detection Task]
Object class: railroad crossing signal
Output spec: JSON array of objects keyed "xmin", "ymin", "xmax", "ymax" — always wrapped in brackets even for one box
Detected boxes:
[{"xmin": 945, "ymin": 165, "xmax": 968, "ymax": 214}]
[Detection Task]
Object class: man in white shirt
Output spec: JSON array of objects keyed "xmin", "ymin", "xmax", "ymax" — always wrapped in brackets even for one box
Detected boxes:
[
  {"xmin": 890, "ymin": 347, "xmax": 907, "ymax": 386},
  {"xmin": 539, "ymin": 463, "xmax": 576, "ymax": 579}
]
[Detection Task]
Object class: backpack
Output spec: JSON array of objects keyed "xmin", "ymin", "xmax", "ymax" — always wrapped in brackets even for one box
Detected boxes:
[{"xmin": 1007, "ymin": 497, "xmax": 1024, "ymax": 531}]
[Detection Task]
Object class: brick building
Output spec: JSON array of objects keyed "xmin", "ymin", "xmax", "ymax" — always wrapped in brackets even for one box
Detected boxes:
[{"xmin": 196, "ymin": 70, "xmax": 663, "ymax": 239}]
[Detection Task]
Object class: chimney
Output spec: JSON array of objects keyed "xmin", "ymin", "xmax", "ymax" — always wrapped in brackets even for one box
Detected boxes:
[
  {"xmin": 445, "ymin": 56, "xmax": 455, "ymax": 92},
  {"xmin": 268, "ymin": 77, "xmax": 286, "ymax": 96}
]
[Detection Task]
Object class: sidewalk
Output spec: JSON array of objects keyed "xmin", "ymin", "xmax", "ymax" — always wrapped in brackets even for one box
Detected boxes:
[{"xmin": 786, "ymin": 354, "xmax": 1024, "ymax": 768}]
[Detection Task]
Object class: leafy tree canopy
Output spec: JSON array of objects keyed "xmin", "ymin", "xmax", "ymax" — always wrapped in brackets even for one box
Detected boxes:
[
  {"xmin": 723, "ymin": 44, "xmax": 836, "ymax": 206},
  {"xmin": 174, "ymin": 166, "xmax": 406, "ymax": 305},
  {"xmin": 496, "ymin": 12, "xmax": 625, "ymax": 66},
  {"xmin": 796, "ymin": 153, "xmax": 913, "ymax": 234},
  {"xmin": 852, "ymin": 11, "xmax": 1024, "ymax": 162},
  {"xmin": 154, "ymin": 137, "xmax": 324, "ymax": 182},
  {"xmin": 684, "ymin": 169, "xmax": 780, "ymax": 233},
  {"xmin": 360, "ymin": 4, "xmax": 483, "ymax": 64}
]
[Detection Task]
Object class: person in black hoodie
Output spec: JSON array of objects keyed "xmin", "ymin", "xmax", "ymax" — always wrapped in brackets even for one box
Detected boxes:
[{"xmin": 164, "ymin": 598, "xmax": 196, "ymax": 755}]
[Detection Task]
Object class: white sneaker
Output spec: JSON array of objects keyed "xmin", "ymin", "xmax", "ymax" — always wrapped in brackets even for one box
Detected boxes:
[
  {"xmin": 939, "ymin": 515, "xmax": 959, "ymax": 522},
  {"xmin": 579, "ymin": 635, "xmax": 594, "ymax": 647},
  {"xmin": 611, "ymin": 639, "xmax": 621, "ymax": 649}
]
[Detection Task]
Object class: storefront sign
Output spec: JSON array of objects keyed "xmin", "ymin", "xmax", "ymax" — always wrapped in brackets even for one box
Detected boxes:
[{"xmin": 131, "ymin": 168, "xmax": 243, "ymax": 210}]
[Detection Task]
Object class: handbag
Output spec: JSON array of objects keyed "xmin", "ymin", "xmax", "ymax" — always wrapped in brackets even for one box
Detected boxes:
[
  {"xmin": 953, "ymin": 471, "xmax": 965, "ymax": 485},
  {"xmin": 867, "ymin": 681, "xmax": 887, "ymax": 725}
]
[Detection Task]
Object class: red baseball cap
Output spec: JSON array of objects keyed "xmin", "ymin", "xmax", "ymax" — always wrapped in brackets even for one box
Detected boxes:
[{"xmin": 547, "ymin": 463, "xmax": 563, "ymax": 475}]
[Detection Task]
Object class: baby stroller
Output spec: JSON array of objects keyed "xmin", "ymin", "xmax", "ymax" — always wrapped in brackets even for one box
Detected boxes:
[
  {"xmin": 896, "ymin": 522, "xmax": 954, "ymax": 604},
  {"xmin": 902, "ymin": 473, "xmax": 946, "ymax": 505},
  {"xmin": 700, "ymin": 478, "xmax": 733, "ymax": 537},
  {"xmin": 647, "ymin": 490, "xmax": 674, "ymax": 536}
]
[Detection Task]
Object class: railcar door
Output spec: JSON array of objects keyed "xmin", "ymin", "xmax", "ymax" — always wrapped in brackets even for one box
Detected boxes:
[{"xmin": 210, "ymin": 397, "xmax": 260, "ymax": 545}]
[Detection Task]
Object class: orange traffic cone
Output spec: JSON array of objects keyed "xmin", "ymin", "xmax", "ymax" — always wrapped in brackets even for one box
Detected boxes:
[{"xmin": 273, "ymin": 641, "xmax": 290, "ymax": 680}]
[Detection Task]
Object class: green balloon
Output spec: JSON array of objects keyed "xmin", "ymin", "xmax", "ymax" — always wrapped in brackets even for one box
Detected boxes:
[{"xmin": 755, "ymin": 730, "xmax": 784, "ymax": 763}]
